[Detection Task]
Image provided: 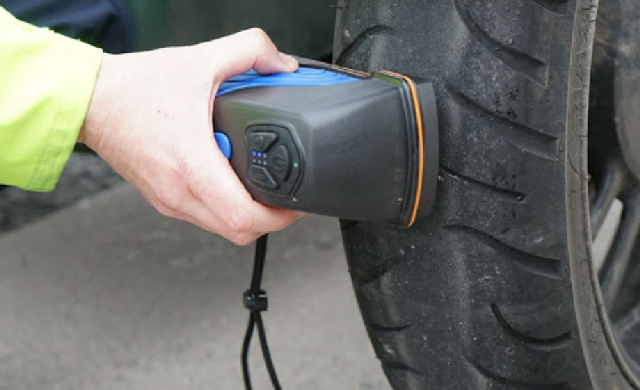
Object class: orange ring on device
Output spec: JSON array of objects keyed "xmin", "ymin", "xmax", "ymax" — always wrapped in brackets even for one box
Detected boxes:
[{"xmin": 379, "ymin": 70, "xmax": 425, "ymax": 228}]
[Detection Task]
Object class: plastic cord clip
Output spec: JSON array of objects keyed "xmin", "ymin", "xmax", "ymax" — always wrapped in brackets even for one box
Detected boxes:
[{"xmin": 243, "ymin": 289, "xmax": 268, "ymax": 312}]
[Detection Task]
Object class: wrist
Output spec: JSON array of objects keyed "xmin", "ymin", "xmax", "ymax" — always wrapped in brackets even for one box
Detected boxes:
[{"xmin": 78, "ymin": 53, "xmax": 116, "ymax": 150}]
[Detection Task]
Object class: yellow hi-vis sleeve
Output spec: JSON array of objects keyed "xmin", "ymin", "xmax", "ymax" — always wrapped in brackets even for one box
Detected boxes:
[{"xmin": 0, "ymin": 6, "xmax": 103, "ymax": 191}]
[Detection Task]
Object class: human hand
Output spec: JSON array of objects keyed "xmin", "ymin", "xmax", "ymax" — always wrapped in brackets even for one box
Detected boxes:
[{"xmin": 78, "ymin": 28, "xmax": 304, "ymax": 245}]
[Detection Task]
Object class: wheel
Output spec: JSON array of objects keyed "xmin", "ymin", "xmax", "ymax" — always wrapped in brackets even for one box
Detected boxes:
[
  {"xmin": 590, "ymin": 0, "xmax": 640, "ymax": 384},
  {"xmin": 333, "ymin": 0, "xmax": 640, "ymax": 388}
]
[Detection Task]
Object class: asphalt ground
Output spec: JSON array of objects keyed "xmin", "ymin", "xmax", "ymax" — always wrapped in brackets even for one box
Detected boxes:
[{"xmin": 0, "ymin": 155, "xmax": 391, "ymax": 389}]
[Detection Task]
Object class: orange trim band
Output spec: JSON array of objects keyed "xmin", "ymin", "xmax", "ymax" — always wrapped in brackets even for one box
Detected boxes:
[
  {"xmin": 330, "ymin": 64, "xmax": 371, "ymax": 77},
  {"xmin": 380, "ymin": 70, "xmax": 425, "ymax": 228}
]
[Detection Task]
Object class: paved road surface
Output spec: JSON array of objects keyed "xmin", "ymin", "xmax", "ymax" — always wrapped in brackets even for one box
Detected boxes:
[{"xmin": 0, "ymin": 184, "xmax": 391, "ymax": 390}]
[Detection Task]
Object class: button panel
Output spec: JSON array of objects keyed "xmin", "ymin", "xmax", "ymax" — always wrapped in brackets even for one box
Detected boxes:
[
  {"xmin": 247, "ymin": 132, "xmax": 278, "ymax": 152},
  {"xmin": 268, "ymin": 145, "xmax": 291, "ymax": 181},
  {"xmin": 245, "ymin": 125, "xmax": 302, "ymax": 195},
  {"xmin": 249, "ymin": 166, "xmax": 279, "ymax": 190}
]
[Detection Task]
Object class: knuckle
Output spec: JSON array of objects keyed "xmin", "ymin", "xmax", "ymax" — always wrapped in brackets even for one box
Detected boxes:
[
  {"xmin": 172, "ymin": 157, "xmax": 190, "ymax": 183},
  {"xmin": 155, "ymin": 187, "xmax": 185, "ymax": 213},
  {"xmin": 153, "ymin": 201, "xmax": 175, "ymax": 218},
  {"xmin": 227, "ymin": 209, "xmax": 254, "ymax": 233},
  {"xmin": 248, "ymin": 27, "xmax": 270, "ymax": 47},
  {"xmin": 155, "ymin": 161, "xmax": 191, "ymax": 212}
]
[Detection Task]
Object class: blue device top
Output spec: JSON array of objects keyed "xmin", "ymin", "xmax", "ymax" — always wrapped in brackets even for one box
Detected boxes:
[
  {"xmin": 216, "ymin": 67, "xmax": 359, "ymax": 96},
  {"xmin": 214, "ymin": 66, "xmax": 360, "ymax": 159}
]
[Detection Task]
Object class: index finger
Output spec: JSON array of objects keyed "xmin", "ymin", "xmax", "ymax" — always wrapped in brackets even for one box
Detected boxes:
[{"xmin": 207, "ymin": 28, "xmax": 298, "ymax": 83}]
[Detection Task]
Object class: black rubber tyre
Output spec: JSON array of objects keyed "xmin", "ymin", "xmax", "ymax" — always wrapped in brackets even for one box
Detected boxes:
[{"xmin": 334, "ymin": 1, "xmax": 638, "ymax": 389}]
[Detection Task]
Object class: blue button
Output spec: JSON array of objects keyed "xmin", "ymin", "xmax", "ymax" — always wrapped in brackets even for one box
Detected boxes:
[{"xmin": 214, "ymin": 132, "xmax": 232, "ymax": 159}]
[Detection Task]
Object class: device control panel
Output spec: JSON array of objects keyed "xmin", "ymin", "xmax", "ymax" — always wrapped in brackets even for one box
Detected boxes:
[{"xmin": 245, "ymin": 125, "xmax": 302, "ymax": 196}]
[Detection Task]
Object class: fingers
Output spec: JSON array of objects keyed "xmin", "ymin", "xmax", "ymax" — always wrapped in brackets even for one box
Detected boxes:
[
  {"xmin": 196, "ymin": 168, "xmax": 302, "ymax": 234},
  {"xmin": 187, "ymin": 144, "xmax": 303, "ymax": 232},
  {"xmin": 173, "ymin": 203, "xmax": 263, "ymax": 246},
  {"xmin": 146, "ymin": 151, "xmax": 302, "ymax": 244},
  {"xmin": 147, "ymin": 183, "xmax": 265, "ymax": 246},
  {"xmin": 224, "ymin": 202, "xmax": 303, "ymax": 235},
  {"xmin": 208, "ymin": 28, "xmax": 298, "ymax": 83},
  {"xmin": 189, "ymin": 200, "xmax": 299, "ymax": 245}
]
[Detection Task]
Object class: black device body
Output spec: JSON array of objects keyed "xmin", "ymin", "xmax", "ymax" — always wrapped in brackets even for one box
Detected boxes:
[{"xmin": 213, "ymin": 61, "xmax": 438, "ymax": 227}]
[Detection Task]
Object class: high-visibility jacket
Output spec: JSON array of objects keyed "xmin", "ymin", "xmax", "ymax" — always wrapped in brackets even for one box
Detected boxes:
[{"xmin": 0, "ymin": 6, "xmax": 102, "ymax": 191}]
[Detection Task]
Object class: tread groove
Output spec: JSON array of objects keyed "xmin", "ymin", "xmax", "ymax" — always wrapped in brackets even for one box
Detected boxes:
[
  {"xmin": 444, "ymin": 225, "xmax": 562, "ymax": 279},
  {"xmin": 448, "ymin": 84, "xmax": 559, "ymax": 160},
  {"xmin": 350, "ymin": 260, "xmax": 395, "ymax": 287},
  {"xmin": 491, "ymin": 304, "xmax": 573, "ymax": 350},
  {"xmin": 441, "ymin": 166, "xmax": 527, "ymax": 202},
  {"xmin": 336, "ymin": 25, "xmax": 396, "ymax": 66},
  {"xmin": 365, "ymin": 322, "xmax": 413, "ymax": 332},
  {"xmin": 468, "ymin": 358, "xmax": 567, "ymax": 389},
  {"xmin": 454, "ymin": 0, "xmax": 549, "ymax": 85},
  {"xmin": 380, "ymin": 360, "xmax": 424, "ymax": 376},
  {"xmin": 532, "ymin": 0, "xmax": 570, "ymax": 15}
]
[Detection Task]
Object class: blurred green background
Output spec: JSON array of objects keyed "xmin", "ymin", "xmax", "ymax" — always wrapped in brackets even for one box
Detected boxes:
[{"xmin": 124, "ymin": 0, "xmax": 336, "ymax": 59}]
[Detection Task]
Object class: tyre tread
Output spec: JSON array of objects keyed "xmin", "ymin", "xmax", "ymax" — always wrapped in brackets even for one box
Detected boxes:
[
  {"xmin": 335, "ymin": 0, "xmax": 596, "ymax": 388},
  {"xmin": 491, "ymin": 304, "xmax": 574, "ymax": 350},
  {"xmin": 445, "ymin": 225, "xmax": 563, "ymax": 279},
  {"xmin": 447, "ymin": 85, "xmax": 559, "ymax": 160},
  {"xmin": 454, "ymin": 0, "xmax": 549, "ymax": 85},
  {"xmin": 441, "ymin": 166, "xmax": 526, "ymax": 202}
]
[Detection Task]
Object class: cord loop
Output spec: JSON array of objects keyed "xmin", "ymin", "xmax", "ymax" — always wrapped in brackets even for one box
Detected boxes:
[{"xmin": 241, "ymin": 234, "xmax": 282, "ymax": 390}]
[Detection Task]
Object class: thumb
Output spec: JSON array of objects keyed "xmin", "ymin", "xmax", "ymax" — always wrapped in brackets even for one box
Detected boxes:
[{"xmin": 208, "ymin": 28, "xmax": 298, "ymax": 83}]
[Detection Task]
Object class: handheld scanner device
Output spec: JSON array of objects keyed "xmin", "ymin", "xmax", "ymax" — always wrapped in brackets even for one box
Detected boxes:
[{"xmin": 213, "ymin": 59, "xmax": 438, "ymax": 227}]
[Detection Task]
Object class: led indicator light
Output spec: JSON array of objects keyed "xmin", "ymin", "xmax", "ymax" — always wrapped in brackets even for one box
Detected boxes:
[{"xmin": 293, "ymin": 162, "xmax": 299, "ymax": 168}]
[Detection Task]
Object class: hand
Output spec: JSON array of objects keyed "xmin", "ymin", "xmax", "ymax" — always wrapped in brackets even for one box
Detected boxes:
[{"xmin": 78, "ymin": 28, "xmax": 304, "ymax": 245}]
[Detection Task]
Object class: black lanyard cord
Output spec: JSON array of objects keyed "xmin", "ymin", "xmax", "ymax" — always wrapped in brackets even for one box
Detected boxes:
[{"xmin": 242, "ymin": 234, "xmax": 282, "ymax": 390}]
